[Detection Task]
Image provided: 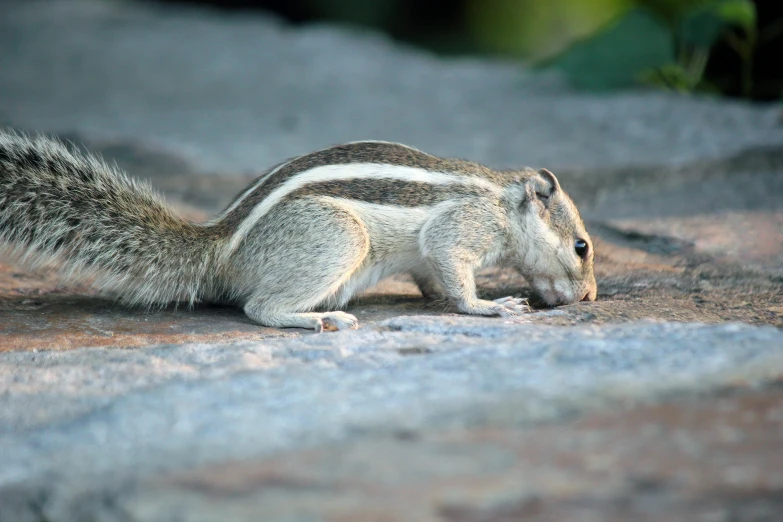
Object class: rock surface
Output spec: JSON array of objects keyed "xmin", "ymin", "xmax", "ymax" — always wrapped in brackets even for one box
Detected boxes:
[
  {"xmin": 120, "ymin": 385, "xmax": 783, "ymax": 522},
  {"xmin": 1, "ymin": 1, "xmax": 782, "ymax": 521},
  {"xmin": 2, "ymin": 321, "xmax": 783, "ymax": 521}
]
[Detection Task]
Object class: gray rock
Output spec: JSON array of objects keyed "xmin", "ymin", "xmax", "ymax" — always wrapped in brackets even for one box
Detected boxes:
[
  {"xmin": 1, "ymin": 0, "xmax": 781, "ymax": 175},
  {"xmin": 2, "ymin": 320, "xmax": 783, "ymax": 520}
]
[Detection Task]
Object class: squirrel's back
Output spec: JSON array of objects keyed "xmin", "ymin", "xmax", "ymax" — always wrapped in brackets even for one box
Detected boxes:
[{"xmin": 0, "ymin": 131, "xmax": 219, "ymax": 307}]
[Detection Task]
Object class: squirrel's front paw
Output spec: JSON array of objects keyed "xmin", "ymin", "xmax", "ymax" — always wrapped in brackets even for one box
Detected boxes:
[
  {"xmin": 458, "ymin": 297, "xmax": 530, "ymax": 317},
  {"xmin": 491, "ymin": 296, "xmax": 530, "ymax": 316}
]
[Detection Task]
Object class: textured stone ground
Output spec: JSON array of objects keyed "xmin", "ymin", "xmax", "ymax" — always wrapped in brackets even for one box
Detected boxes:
[{"xmin": 1, "ymin": 1, "xmax": 782, "ymax": 521}]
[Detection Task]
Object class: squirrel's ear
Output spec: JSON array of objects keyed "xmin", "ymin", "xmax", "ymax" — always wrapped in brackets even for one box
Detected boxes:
[
  {"xmin": 526, "ymin": 168, "xmax": 559, "ymax": 206},
  {"xmin": 537, "ymin": 168, "xmax": 560, "ymax": 194}
]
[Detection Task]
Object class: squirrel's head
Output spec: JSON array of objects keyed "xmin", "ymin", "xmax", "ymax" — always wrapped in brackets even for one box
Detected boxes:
[{"xmin": 505, "ymin": 168, "xmax": 597, "ymax": 306}]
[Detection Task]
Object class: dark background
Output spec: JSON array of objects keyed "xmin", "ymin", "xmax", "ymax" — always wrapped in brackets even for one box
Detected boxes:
[{"xmin": 151, "ymin": 0, "xmax": 782, "ymax": 100}]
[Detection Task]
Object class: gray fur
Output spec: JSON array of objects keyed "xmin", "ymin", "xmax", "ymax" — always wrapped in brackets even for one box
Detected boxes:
[
  {"xmin": 0, "ymin": 131, "xmax": 597, "ymax": 331},
  {"xmin": 0, "ymin": 131, "xmax": 222, "ymax": 308}
]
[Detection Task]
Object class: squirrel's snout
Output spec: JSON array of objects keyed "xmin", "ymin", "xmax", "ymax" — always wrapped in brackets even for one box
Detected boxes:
[
  {"xmin": 581, "ymin": 281, "xmax": 598, "ymax": 302},
  {"xmin": 538, "ymin": 282, "xmax": 596, "ymax": 306}
]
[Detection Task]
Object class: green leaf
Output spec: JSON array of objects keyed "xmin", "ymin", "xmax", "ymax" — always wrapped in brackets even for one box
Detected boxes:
[
  {"xmin": 678, "ymin": 0, "xmax": 755, "ymax": 48},
  {"xmin": 464, "ymin": 0, "xmax": 633, "ymax": 60},
  {"xmin": 637, "ymin": 0, "xmax": 711, "ymax": 26},
  {"xmin": 716, "ymin": 0, "xmax": 756, "ymax": 30},
  {"xmin": 545, "ymin": 8, "xmax": 674, "ymax": 90},
  {"xmin": 679, "ymin": 6, "xmax": 726, "ymax": 47}
]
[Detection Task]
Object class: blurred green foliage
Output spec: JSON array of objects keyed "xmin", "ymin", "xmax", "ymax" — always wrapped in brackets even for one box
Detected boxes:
[
  {"xmin": 544, "ymin": 8, "xmax": 674, "ymax": 90},
  {"xmin": 181, "ymin": 0, "xmax": 782, "ymax": 99},
  {"xmin": 465, "ymin": 0, "xmax": 761, "ymax": 95},
  {"xmin": 464, "ymin": 0, "xmax": 634, "ymax": 60},
  {"xmin": 638, "ymin": 0, "xmax": 759, "ymax": 94}
]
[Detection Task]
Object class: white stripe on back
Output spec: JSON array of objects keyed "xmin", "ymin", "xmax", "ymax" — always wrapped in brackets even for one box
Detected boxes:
[
  {"xmin": 208, "ymin": 159, "xmax": 294, "ymax": 224},
  {"xmin": 211, "ymin": 142, "xmax": 422, "ymax": 223},
  {"xmin": 219, "ymin": 162, "xmax": 495, "ymax": 257}
]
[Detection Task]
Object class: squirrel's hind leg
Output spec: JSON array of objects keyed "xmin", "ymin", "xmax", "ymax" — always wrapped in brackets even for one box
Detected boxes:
[
  {"xmin": 245, "ymin": 309, "xmax": 359, "ymax": 332},
  {"xmin": 236, "ymin": 198, "xmax": 369, "ymax": 331}
]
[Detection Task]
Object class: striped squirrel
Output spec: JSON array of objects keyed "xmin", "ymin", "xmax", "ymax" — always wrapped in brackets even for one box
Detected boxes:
[{"xmin": 0, "ymin": 130, "xmax": 596, "ymax": 332}]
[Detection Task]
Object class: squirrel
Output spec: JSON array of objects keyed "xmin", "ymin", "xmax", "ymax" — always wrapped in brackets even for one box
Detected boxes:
[{"xmin": 0, "ymin": 130, "xmax": 597, "ymax": 332}]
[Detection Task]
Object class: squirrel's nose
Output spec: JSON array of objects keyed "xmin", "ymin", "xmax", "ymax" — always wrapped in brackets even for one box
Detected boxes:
[{"xmin": 581, "ymin": 291, "xmax": 595, "ymax": 302}]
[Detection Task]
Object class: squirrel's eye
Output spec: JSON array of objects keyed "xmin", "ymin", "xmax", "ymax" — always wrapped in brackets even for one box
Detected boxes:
[{"xmin": 575, "ymin": 238, "xmax": 589, "ymax": 260}]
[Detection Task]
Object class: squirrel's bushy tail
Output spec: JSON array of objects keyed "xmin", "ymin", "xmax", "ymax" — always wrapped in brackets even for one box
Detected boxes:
[{"xmin": 0, "ymin": 130, "xmax": 219, "ymax": 307}]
